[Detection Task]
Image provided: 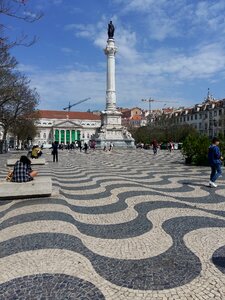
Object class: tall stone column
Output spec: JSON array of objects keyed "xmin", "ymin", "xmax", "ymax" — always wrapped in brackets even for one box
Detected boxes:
[
  {"xmin": 93, "ymin": 21, "xmax": 135, "ymax": 148},
  {"xmin": 105, "ymin": 39, "xmax": 117, "ymax": 111}
]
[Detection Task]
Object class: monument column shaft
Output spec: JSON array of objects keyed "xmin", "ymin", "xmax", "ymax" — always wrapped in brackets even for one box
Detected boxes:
[
  {"xmin": 107, "ymin": 54, "xmax": 116, "ymax": 91},
  {"xmin": 105, "ymin": 39, "xmax": 117, "ymax": 111}
]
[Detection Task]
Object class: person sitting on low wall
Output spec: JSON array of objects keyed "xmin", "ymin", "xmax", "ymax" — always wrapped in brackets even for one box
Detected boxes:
[
  {"xmin": 12, "ymin": 156, "xmax": 38, "ymax": 183},
  {"xmin": 31, "ymin": 145, "xmax": 42, "ymax": 159}
]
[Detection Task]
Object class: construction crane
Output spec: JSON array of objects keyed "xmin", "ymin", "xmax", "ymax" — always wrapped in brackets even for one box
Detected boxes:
[
  {"xmin": 63, "ymin": 97, "xmax": 91, "ymax": 112},
  {"xmin": 141, "ymin": 98, "xmax": 178, "ymax": 115}
]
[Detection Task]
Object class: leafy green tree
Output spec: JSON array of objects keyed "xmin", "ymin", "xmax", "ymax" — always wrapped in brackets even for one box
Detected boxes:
[
  {"xmin": 131, "ymin": 123, "xmax": 197, "ymax": 144},
  {"xmin": 182, "ymin": 133, "xmax": 210, "ymax": 165},
  {"xmin": 10, "ymin": 117, "xmax": 38, "ymax": 146}
]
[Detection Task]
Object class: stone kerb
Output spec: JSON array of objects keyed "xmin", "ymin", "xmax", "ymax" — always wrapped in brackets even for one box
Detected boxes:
[
  {"xmin": 0, "ymin": 176, "xmax": 52, "ymax": 200},
  {"xmin": 7, "ymin": 158, "xmax": 46, "ymax": 166}
]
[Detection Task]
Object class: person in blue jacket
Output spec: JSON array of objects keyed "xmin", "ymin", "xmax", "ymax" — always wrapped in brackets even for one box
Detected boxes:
[{"xmin": 208, "ymin": 137, "xmax": 223, "ymax": 187}]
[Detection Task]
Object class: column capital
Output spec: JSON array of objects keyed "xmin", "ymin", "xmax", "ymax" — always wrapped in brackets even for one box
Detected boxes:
[{"xmin": 104, "ymin": 39, "xmax": 117, "ymax": 55}]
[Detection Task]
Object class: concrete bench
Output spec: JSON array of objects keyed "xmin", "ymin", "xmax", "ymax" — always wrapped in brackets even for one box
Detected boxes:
[
  {"xmin": 0, "ymin": 176, "xmax": 52, "ymax": 200},
  {"xmin": 7, "ymin": 158, "xmax": 46, "ymax": 166}
]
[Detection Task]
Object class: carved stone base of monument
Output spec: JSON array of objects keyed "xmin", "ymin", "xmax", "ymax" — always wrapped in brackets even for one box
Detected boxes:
[{"xmin": 94, "ymin": 110, "xmax": 135, "ymax": 148}]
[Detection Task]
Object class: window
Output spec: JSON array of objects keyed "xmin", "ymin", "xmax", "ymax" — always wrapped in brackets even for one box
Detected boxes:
[
  {"xmin": 191, "ymin": 115, "xmax": 193, "ymax": 120},
  {"xmin": 205, "ymin": 123, "xmax": 208, "ymax": 130},
  {"xmin": 183, "ymin": 117, "xmax": 186, "ymax": 122},
  {"xmin": 199, "ymin": 123, "xmax": 202, "ymax": 128},
  {"xmin": 187, "ymin": 116, "xmax": 189, "ymax": 121},
  {"xmin": 199, "ymin": 114, "xmax": 202, "ymax": 119},
  {"xmin": 87, "ymin": 133, "xmax": 90, "ymax": 139},
  {"xmin": 214, "ymin": 111, "xmax": 217, "ymax": 116},
  {"xmin": 43, "ymin": 133, "xmax": 46, "ymax": 139},
  {"xmin": 82, "ymin": 133, "xmax": 85, "ymax": 138},
  {"xmin": 219, "ymin": 109, "xmax": 222, "ymax": 115},
  {"xmin": 195, "ymin": 114, "xmax": 197, "ymax": 120}
]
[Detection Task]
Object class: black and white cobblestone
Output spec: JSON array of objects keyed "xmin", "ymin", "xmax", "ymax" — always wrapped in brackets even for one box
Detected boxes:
[{"xmin": 0, "ymin": 149, "xmax": 225, "ymax": 299}]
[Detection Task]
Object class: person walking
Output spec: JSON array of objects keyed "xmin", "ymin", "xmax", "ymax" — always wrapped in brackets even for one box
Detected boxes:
[
  {"xmin": 83, "ymin": 142, "xmax": 88, "ymax": 154},
  {"xmin": 109, "ymin": 142, "xmax": 113, "ymax": 151},
  {"xmin": 152, "ymin": 139, "xmax": 158, "ymax": 155},
  {"xmin": 208, "ymin": 137, "xmax": 223, "ymax": 188},
  {"xmin": 77, "ymin": 140, "xmax": 82, "ymax": 152},
  {"xmin": 52, "ymin": 141, "xmax": 59, "ymax": 162}
]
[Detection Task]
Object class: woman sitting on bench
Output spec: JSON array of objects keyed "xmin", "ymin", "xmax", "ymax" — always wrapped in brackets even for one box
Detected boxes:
[{"xmin": 12, "ymin": 156, "xmax": 38, "ymax": 182}]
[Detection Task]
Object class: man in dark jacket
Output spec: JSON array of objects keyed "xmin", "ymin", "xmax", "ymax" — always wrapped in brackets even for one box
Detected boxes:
[
  {"xmin": 208, "ymin": 137, "xmax": 223, "ymax": 187},
  {"xmin": 52, "ymin": 141, "xmax": 59, "ymax": 162}
]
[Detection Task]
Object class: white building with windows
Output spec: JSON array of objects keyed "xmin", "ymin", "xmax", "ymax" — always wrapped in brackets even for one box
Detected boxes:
[
  {"xmin": 154, "ymin": 92, "xmax": 225, "ymax": 138},
  {"xmin": 33, "ymin": 110, "xmax": 101, "ymax": 146}
]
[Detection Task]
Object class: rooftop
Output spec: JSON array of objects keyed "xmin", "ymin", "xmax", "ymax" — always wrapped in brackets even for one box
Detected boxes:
[{"xmin": 37, "ymin": 110, "xmax": 101, "ymax": 120}]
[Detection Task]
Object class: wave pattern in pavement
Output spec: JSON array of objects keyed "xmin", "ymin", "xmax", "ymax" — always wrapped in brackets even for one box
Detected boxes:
[{"xmin": 0, "ymin": 149, "xmax": 225, "ymax": 299}]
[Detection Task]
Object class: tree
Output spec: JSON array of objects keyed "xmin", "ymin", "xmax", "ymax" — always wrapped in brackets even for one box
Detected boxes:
[
  {"xmin": 131, "ymin": 123, "xmax": 197, "ymax": 145},
  {"xmin": 0, "ymin": 0, "xmax": 41, "ymax": 150},
  {"xmin": 182, "ymin": 133, "xmax": 210, "ymax": 165},
  {"xmin": 0, "ymin": 72, "xmax": 39, "ymax": 140},
  {"xmin": 10, "ymin": 117, "xmax": 38, "ymax": 146},
  {"xmin": 0, "ymin": 0, "xmax": 43, "ymax": 46}
]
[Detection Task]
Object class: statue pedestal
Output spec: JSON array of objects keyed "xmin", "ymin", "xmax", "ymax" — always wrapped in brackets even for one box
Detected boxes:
[{"xmin": 94, "ymin": 110, "xmax": 135, "ymax": 148}]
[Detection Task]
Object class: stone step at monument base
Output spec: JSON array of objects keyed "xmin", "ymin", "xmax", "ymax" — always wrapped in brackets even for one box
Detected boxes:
[
  {"xmin": 94, "ymin": 126, "xmax": 135, "ymax": 149},
  {"xmin": 95, "ymin": 139, "xmax": 135, "ymax": 149},
  {"xmin": 7, "ymin": 158, "xmax": 46, "ymax": 166},
  {"xmin": 0, "ymin": 176, "xmax": 52, "ymax": 200}
]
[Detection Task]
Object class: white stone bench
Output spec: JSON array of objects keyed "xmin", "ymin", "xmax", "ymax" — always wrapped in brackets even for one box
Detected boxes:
[
  {"xmin": 0, "ymin": 176, "xmax": 52, "ymax": 200},
  {"xmin": 7, "ymin": 158, "xmax": 46, "ymax": 166}
]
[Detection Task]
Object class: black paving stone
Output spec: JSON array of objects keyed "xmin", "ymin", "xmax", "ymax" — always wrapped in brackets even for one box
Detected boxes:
[{"xmin": 0, "ymin": 274, "xmax": 105, "ymax": 300}]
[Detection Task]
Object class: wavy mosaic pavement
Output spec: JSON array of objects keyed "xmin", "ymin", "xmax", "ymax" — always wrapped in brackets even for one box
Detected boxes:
[{"xmin": 1, "ymin": 149, "xmax": 225, "ymax": 299}]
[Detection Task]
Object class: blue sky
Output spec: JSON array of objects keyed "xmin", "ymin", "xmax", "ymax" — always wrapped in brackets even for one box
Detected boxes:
[{"xmin": 4, "ymin": 0, "xmax": 225, "ymax": 111}]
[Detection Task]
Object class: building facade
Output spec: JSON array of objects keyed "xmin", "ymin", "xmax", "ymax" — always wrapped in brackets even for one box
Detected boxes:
[
  {"xmin": 154, "ymin": 94, "xmax": 225, "ymax": 138},
  {"xmin": 33, "ymin": 110, "xmax": 101, "ymax": 146},
  {"xmin": 119, "ymin": 107, "xmax": 147, "ymax": 128}
]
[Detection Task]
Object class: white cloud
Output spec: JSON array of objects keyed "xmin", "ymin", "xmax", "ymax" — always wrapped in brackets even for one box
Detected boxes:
[
  {"xmin": 27, "ymin": 69, "xmax": 105, "ymax": 110},
  {"xmin": 65, "ymin": 17, "xmax": 139, "ymax": 62},
  {"xmin": 61, "ymin": 47, "xmax": 73, "ymax": 54},
  {"xmin": 21, "ymin": 37, "xmax": 225, "ymax": 111},
  {"xmin": 113, "ymin": 0, "xmax": 225, "ymax": 41},
  {"xmin": 64, "ymin": 24, "xmax": 96, "ymax": 39},
  {"xmin": 20, "ymin": 1, "xmax": 225, "ymax": 111},
  {"xmin": 52, "ymin": 0, "xmax": 63, "ymax": 5}
]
